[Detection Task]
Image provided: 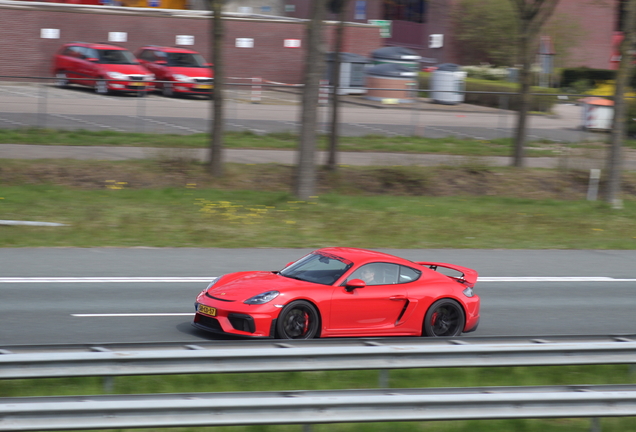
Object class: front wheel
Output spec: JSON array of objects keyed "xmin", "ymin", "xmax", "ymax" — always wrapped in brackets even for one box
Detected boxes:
[
  {"xmin": 162, "ymin": 82, "xmax": 174, "ymax": 97},
  {"xmin": 275, "ymin": 300, "xmax": 320, "ymax": 339},
  {"xmin": 423, "ymin": 299, "xmax": 465, "ymax": 337},
  {"xmin": 95, "ymin": 79, "xmax": 109, "ymax": 95},
  {"xmin": 55, "ymin": 72, "xmax": 69, "ymax": 88}
]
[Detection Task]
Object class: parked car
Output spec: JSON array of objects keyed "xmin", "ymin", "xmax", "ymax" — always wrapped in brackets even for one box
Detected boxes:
[
  {"xmin": 193, "ymin": 247, "xmax": 480, "ymax": 339},
  {"xmin": 52, "ymin": 42, "xmax": 155, "ymax": 95},
  {"xmin": 136, "ymin": 45, "xmax": 214, "ymax": 97}
]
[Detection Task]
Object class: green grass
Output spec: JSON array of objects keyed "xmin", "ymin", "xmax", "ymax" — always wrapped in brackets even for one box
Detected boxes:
[
  {"xmin": 3, "ymin": 127, "xmax": 627, "ymax": 155},
  {"xmin": 2, "ymin": 365, "xmax": 635, "ymax": 432},
  {"xmin": 1, "ymin": 185, "xmax": 636, "ymax": 248}
]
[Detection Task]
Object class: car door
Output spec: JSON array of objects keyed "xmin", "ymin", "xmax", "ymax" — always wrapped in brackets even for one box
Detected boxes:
[
  {"xmin": 327, "ymin": 263, "xmax": 407, "ymax": 335},
  {"xmin": 77, "ymin": 47, "xmax": 99, "ymax": 86}
]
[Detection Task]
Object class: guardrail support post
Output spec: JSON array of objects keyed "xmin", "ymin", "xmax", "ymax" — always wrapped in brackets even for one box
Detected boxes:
[
  {"xmin": 590, "ymin": 417, "xmax": 601, "ymax": 432},
  {"xmin": 103, "ymin": 376, "xmax": 115, "ymax": 393},
  {"xmin": 378, "ymin": 369, "xmax": 390, "ymax": 388},
  {"xmin": 302, "ymin": 423, "xmax": 313, "ymax": 432}
]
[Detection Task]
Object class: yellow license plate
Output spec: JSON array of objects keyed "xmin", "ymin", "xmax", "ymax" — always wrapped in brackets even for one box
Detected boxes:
[
  {"xmin": 198, "ymin": 304, "xmax": 217, "ymax": 316},
  {"xmin": 129, "ymin": 82, "xmax": 145, "ymax": 86},
  {"xmin": 196, "ymin": 84, "xmax": 212, "ymax": 89}
]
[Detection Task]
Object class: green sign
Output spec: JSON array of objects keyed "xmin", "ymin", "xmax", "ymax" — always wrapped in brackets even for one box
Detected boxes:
[{"xmin": 368, "ymin": 20, "xmax": 392, "ymax": 38}]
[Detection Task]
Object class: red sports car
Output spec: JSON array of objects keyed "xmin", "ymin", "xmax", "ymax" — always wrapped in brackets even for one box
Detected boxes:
[{"xmin": 193, "ymin": 247, "xmax": 480, "ymax": 339}]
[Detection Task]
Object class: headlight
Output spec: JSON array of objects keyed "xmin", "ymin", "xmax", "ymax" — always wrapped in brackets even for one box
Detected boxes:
[
  {"xmin": 173, "ymin": 74, "xmax": 193, "ymax": 82},
  {"xmin": 462, "ymin": 287, "xmax": 474, "ymax": 298},
  {"xmin": 145, "ymin": 74, "xmax": 155, "ymax": 81},
  {"xmin": 244, "ymin": 291, "xmax": 279, "ymax": 305},
  {"xmin": 106, "ymin": 71, "xmax": 127, "ymax": 79}
]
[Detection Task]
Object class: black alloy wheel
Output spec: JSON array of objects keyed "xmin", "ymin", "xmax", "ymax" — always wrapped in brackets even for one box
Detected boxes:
[
  {"xmin": 423, "ymin": 299, "xmax": 465, "ymax": 337},
  {"xmin": 276, "ymin": 300, "xmax": 320, "ymax": 339}
]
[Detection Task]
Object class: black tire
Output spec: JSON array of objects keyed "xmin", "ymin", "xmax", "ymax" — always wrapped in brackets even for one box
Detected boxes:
[
  {"xmin": 275, "ymin": 300, "xmax": 320, "ymax": 339},
  {"xmin": 55, "ymin": 72, "xmax": 68, "ymax": 88},
  {"xmin": 95, "ymin": 79, "xmax": 109, "ymax": 95},
  {"xmin": 423, "ymin": 299, "xmax": 465, "ymax": 337},
  {"xmin": 162, "ymin": 83, "xmax": 174, "ymax": 97}
]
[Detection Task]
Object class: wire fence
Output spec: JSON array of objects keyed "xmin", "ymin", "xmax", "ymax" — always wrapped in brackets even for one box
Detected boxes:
[{"xmin": 0, "ymin": 75, "xmax": 601, "ymax": 143}]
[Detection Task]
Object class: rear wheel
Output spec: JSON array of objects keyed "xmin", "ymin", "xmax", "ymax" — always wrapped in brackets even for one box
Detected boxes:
[
  {"xmin": 276, "ymin": 300, "xmax": 320, "ymax": 339},
  {"xmin": 423, "ymin": 299, "xmax": 465, "ymax": 337}
]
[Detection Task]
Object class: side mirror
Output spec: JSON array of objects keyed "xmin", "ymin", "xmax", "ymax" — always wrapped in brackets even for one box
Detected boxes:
[
  {"xmin": 86, "ymin": 57, "xmax": 98, "ymax": 62},
  {"xmin": 155, "ymin": 60, "xmax": 167, "ymax": 65},
  {"xmin": 344, "ymin": 279, "xmax": 366, "ymax": 292}
]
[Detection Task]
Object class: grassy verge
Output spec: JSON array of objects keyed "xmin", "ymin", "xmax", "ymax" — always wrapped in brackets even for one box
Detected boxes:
[
  {"xmin": 2, "ymin": 365, "xmax": 635, "ymax": 432},
  {"xmin": 1, "ymin": 184, "xmax": 635, "ymax": 248},
  {"xmin": 1, "ymin": 127, "xmax": 629, "ymax": 155}
]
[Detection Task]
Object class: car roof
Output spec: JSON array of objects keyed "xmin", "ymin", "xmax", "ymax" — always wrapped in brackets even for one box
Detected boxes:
[
  {"xmin": 139, "ymin": 45, "xmax": 200, "ymax": 54},
  {"xmin": 315, "ymin": 247, "xmax": 416, "ymax": 266},
  {"xmin": 66, "ymin": 42, "xmax": 128, "ymax": 50}
]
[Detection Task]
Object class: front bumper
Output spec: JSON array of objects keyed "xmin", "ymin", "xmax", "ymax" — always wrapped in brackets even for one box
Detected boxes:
[
  {"xmin": 193, "ymin": 302, "xmax": 277, "ymax": 338},
  {"xmin": 109, "ymin": 81, "xmax": 154, "ymax": 92}
]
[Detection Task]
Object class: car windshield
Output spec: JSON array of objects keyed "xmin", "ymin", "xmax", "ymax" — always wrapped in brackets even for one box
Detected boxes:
[
  {"xmin": 166, "ymin": 52, "xmax": 207, "ymax": 68},
  {"xmin": 279, "ymin": 252, "xmax": 353, "ymax": 285},
  {"xmin": 97, "ymin": 49, "xmax": 138, "ymax": 65}
]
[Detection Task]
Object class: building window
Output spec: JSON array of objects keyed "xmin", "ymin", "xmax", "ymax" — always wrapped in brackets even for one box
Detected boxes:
[{"xmin": 383, "ymin": 0, "xmax": 426, "ymax": 23}]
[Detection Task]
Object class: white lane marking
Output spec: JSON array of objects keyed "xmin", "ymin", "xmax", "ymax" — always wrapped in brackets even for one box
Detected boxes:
[
  {"xmin": 2, "ymin": 276, "xmax": 636, "ymax": 284},
  {"xmin": 72, "ymin": 313, "xmax": 193, "ymax": 317},
  {"xmin": 0, "ymin": 277, "xmax": 215, "ymax": 283},
  {"xmin": 479, "ymin": 277, "xmax": 636, "ymax": 282}
]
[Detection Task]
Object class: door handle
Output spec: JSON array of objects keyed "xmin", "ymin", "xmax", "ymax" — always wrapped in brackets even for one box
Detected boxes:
[{"xmin": 389, "ymin": 295, "xmax": 407, "ymax": 300}]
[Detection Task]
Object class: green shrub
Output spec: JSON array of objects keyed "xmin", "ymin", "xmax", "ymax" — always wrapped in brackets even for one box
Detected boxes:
[
  {"xmin": 560, "ymin": 67, "xmax": 616, "ymax": 90},
  {"xmin": 418, "ymin": 73, "xmax": 558, "ymax": 113}
]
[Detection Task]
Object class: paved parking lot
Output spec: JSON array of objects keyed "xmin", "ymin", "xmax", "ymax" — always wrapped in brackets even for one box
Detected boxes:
[{"xmin": 0, "ymin": 82, "xmax": 598, "ymax": 142}]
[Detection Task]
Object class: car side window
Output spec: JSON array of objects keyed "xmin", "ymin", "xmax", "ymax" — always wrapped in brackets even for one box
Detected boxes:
[
  {"xmin": 346, "ymin": 263, "xmax": 400, "ymax": 286},
  {"xmin": 399, "ymin": 265, "xmax": 421, "ymax": 283},
  {"xmin": 138, "ymin": 50, "xmax": 156, "ymax": 62}
]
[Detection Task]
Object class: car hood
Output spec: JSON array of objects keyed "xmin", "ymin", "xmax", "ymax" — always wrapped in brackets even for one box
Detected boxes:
[
  {"xmin": 102, "ymin": 64, "xmax": 151, "ymax": 75},
  {"xmin": 168, "ymin": 66, "xmax": 213, "ymax": 77},
  {"xmin": 208, "ymin": 271, "xmax": 311, "ymax": 301}
]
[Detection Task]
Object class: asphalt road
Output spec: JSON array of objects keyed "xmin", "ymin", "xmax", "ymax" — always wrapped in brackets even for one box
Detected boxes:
[
  {"xmin": 0, "ymin": 82, "xmax": 593, "ymax": 142},
  {"xmin": 2, "ymin": 248, "xmax": 635, "ymax": 345}
]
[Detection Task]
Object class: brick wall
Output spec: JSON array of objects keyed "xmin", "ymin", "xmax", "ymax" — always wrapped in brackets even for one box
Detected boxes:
[{"xmin": 0, "ymin": 2, "xmax": 383, "ymax": 84}]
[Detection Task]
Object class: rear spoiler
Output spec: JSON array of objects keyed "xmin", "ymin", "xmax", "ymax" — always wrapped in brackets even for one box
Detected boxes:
[{"xmin": 415, "ymin": 261, "xmax": 478, "ymax": 288}]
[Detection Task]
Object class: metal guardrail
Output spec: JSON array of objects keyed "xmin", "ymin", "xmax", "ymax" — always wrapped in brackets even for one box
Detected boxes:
[
  {"xmin": 1, "ymin": 335, "xmax": 636, "ymax": 379},
  {"xmin": 2, "ymin": 335, "xmax": 635, "ymax": 431},
  {"xmin": 3, "ymin": 385, "xmax": 636, "ymax": 431}
]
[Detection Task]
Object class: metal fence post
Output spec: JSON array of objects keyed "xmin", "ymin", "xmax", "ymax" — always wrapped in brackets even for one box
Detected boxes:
[
  {"xmin": 136, "ymin": 87, "xmax": 146, "ymax": 133},
  {"xmin": 37, "ymin": 79, "xmax": 48, "ymax": 129}
]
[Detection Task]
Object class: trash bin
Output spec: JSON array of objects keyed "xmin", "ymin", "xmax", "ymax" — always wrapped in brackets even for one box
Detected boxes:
[
  {"xmin": 579, "ymin": 97, "xmax": 614, "ymax": 131},
  {"xmin": 325, "ymin": 52, "xmax": 371, "ymax": 95},
  {"xmin": 365, "ymin": 63, "xmax": 418, "ymax": 104},
  {"xmin": 371, "ymin": 46, "xmax": 421, "ymax": 70},
  {"xmin": 430, "ymin": 63, "xmax": 466, "ymax": 105}
]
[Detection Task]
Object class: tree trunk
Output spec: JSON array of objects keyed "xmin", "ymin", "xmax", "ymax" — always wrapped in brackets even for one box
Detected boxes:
[
  {"xmin": 208, "ymin": 0, "xmax": 224, "ymax": 177},
  {"xmin": 326, "ymin": 6, "xmax": 347, "ymax": 171},
  {"xmin": 294, "ymin": 0, "xmax": 327, "ymax": 199},
  {"xmin": 606, "ymin": 0, "xmax": 636, "ymax": 208},
  {"xmin": 509, "ymin": 0, "xmax": 560, "ymax": 168},
  {"xmin": 512, "ymin": 34, "xmax": 531, "ymax": 167}
]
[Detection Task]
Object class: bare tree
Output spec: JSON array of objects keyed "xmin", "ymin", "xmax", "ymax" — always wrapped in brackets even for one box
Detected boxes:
[
  {"xmin": 326, "ymin": 0, "xmax": 349, "ymax": 171},
  {"xmin": 294, "ymin": 0, "xmax": 327, "ymax": 199},
  {"xmin": 208, "ymin": 0, "xmax": 224, "ymax": 176},
  {"xmin": 509, "ymin": 0, "xmax": 560, "ymax": 167},
  {"xmin": 606, "ymin": 0, "xmax": 636, "ymax": 207}
]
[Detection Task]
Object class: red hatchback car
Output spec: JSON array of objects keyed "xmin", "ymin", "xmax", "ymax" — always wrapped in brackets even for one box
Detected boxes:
[
  {"xmin": 193, "ymin": 247, "xmax": 480, "ymax": 339},
  {"xmin": 52, "ymin": 42, "xmax": 155, "ymax": 95},
  {"xmin": 136, "ymin": 46, "xmax": 214, "ymax": 97}
]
